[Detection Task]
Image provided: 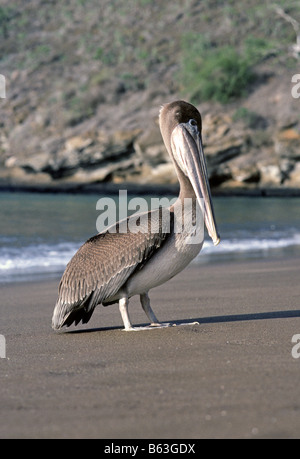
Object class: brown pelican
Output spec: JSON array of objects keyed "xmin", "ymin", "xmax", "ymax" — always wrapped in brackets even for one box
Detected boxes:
[{"xmin": 52, "ymin": 101, "xmax": 220, "ymax": 331}]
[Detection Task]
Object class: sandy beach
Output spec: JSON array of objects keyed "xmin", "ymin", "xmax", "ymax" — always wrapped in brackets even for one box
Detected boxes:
[{"xmin": 1, "ymin": 256, "xmax": 300, "ymax": 439}]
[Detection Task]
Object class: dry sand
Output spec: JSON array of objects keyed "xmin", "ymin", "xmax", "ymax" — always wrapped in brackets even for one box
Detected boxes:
[{"xmin": 1, "ymin": 257, "xmax": 300, "ymax": 439}]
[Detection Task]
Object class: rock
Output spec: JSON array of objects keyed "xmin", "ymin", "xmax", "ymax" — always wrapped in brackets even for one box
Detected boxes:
[
  {"xmin": 202, "ymin": 113, "xmax": 246, "ymax": 169},
  {"xmin": 150, "ymin": 163, "xmax": 177, "ymax": 184},
  {"xmin": 230, "ymin": 163, "xmax": 260, "ymax": 184},
  {"xmin": 65, "ymin": 136, "xmax": 94, "ymax": 152},
  {"xmin": 280, "ymin": 159, "xmax": 295, "ymax": 183},
  {"xmin": 61, "ymin": 166, "xmax": 115, "ymax": 183},
  {"xmin": 130, "ymin": 163, "xmax": 177, "ymax": 185},
  {"xmin": 217, "ymin": 179, "xmax": 258, "ymax": 191},
  {"xmin": 1, "ymin": 99, "xmax": 300, "ymax": 193},
  {"xmin": 277, "ymin": 128, "xmax": 300, "ymax": 141},
  {"xmin": 19, "ymin": 152, "xmax": 51, "ymax": 173},
  {"xmin": 134, "ymin": 124, "xmax": 168, "ymax": 166},
  {"xmin": 208, "ymin": 163, "xmax": 232, "ymax": 187},
  {"xmin": 4, "ymin": 156, "xmax": 18, "ymax": 168},
  {"xmin": 258, "ymin": 162, "xmax": 282, "ymax": 186},
  {"xmin": 20, "ymin": 128, "xmax": 142, "ymax": 181},
  {"xmin": 284, "ymin": 163, "xmax": 300, "ymax": 187},
  {"xmin": 227, "ymin": 152, "xmax": 260, "ymax": 184},
  {"xmin": 275, "ymin": 128, "xmax": 300, "ymax": 160},
  {"xmin": 62, "ymin": 157, "xmax": 139, "ymax": 183},
  {"xmin": 205, "ymin": 139, "xmax": 244, "ymax": 168},
  {"xmin": 0, "ymin": 166, "xmax": 52, "ymax": 184}
]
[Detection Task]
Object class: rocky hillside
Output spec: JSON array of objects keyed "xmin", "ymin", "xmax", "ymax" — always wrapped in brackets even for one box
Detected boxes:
[{"xmin": 0, "ymin": 0, "xmax": 299, "ymax": 194}]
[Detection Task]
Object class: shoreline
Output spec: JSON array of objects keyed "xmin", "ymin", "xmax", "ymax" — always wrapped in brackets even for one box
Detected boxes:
[
  {"xmin": 1, "ymin": 180, "xmax": 300, "ymax": 197},
  {"xmin": 1, "ymin": 255, "xmax": 300, "ymax": 438},
  {"xmin": 1, "ymin": 251, "xmax": 300, "ymax": 288}
]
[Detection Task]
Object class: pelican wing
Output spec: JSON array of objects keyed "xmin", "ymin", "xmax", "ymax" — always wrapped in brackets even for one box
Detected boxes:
[{"xmin": 52, "ymin": 209, "xmax": 171, "ymax": 329}]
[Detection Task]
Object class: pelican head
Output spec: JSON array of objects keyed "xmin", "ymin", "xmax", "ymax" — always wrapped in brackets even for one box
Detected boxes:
[{"xmin": 159, "ymin": 100, "xmax": 220, "ymax": 246}]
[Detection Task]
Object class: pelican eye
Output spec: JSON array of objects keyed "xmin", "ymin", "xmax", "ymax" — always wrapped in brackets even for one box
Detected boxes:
[{"xmin": 187, "ymin": 118, "xmax": 199, "ymax": 136}]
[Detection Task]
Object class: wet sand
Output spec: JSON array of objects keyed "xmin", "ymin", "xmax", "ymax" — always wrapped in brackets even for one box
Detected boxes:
[{"xmin": 1, "ymin": 257, "xmax": 300, "ymax": 439}]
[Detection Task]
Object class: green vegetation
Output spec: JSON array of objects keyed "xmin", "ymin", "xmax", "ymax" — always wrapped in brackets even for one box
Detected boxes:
[
  {"xmin": 178, "ymin": 31, "xmax": 281, "ymax": 105},
  {"xmin": 0, "ymin": 5, "xmax": 15, "ymax": 38},
  {"xmin": 179, "ymin": 35, "xmax": 257, "ymax": 104},
  {"xmin": 177, "ymin": 1, "xmax": 299, "ymax": 105}
]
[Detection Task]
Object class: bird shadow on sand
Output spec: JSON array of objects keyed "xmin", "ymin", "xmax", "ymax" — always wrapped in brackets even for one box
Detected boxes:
[{"xmin": 65, "ymin": 308, "xmax": 300, "ymax": 334}]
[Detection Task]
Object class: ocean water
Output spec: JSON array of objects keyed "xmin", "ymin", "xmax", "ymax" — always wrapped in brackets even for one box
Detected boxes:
[{"xmin": 0, "ymin": 191, "xmax": 299, "ymax": 283}]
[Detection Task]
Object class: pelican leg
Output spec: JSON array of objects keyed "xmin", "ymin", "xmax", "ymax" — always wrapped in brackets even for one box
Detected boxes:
[
  {"xmin": 140, "ymin": 292, "xmax": 160, "ymax": 326},
  {"xmin": 119, "ymin": 296, "xmax": 134, "ymax": 331}
]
